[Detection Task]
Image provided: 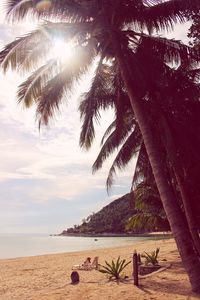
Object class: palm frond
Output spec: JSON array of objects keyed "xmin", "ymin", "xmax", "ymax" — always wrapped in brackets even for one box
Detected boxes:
[
  {"xmin": 6, "ymin": 0, "xmax": 33, "ymax": 21},
  {"xmin": 0, "ymin": 25, "xmax": 51, "ymax": 72},
  {"xmin": 106, "ymin": 124, "xmax": 142, "ymax": 190},
  {"xmin": 17, "ymin": 59, "xmax": 58, "ymax": 107},
  {"xmin": 113, "ymin": 66, "xmax": 132, "ymax": 140},
  {"xmin": 79, "ymin": 61, "xmax": 116, "ymax": 149},
  {"xmin": 101, "ymin": 120, "xmax": 116, "ymax": 145},
  {"xmin": 135, "ymin": 33, "xmax": 199, "ymax": 66},
  {"xmin": 126, "ymin": 213, "xmax": 166, "ymax": 232},
  {"xmin": 134, "ymin": 181, "xmax": 162, "ymax": 213},
  {"xmin": 36, "ymin": 42, "xmax": 96, "ymax": 126},
  {"xmin": 132, "ymin": 143, "xmax": 153, "ymax": 188},
  {"xmin": 143, "ymin": 0, "xmax": 200, "ymax": 32},
  {"xmin": 111, "ymin": 0, "xmax": 199, "ymax": 33},
  {"xmin": 92, "ymin": 117, "xmax": 136, "ymax": 174},
  {"xmin": 6, "ymin": 0, "xmax": 90, "ymax": 22},
  {"xmin": 0, "ymin": 21, "xmax": 89, "ymax": 73}
]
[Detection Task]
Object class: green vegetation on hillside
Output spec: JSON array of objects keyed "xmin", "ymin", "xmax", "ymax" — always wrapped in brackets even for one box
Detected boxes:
[
  {"xmin": 126, "ymin": 182, "xmax": 170, "ymax": 232},
  {"xmin": 62, "ymin": 186, "xmax": 170, "ymax": 235},
  {"xmin": 62, "ymin": 192, "xmax": 135, "ymax": 234}
]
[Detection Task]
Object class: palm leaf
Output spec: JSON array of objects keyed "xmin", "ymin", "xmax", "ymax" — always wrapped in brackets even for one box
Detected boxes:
[
  {"xmin": 36, "ymin": 42, "xmax": 96, "ymax": 126},
  {"xmin": 92, "ymin": 118, "xmax": 135, "ymax": 174},
  {"xmin": 6, "ymin": 0, "xmax": 90, "ymax": 22},
  {"xmin": 17, "ymin": 59, "xmax": 58, "ymax": 107},
  {"xmin": 132, "ymin": 143, "xmax": 153, "ymax": 188},
  {"xmin": 105, "ymin": 124, "xmax": 142, "ymax": 190},
  {"xmin": 101, "ymin": 120, "xmax": 116, "ymax": 145},
  {"xmin": 135, "ymin": 33, "xmax": 200, "ymax": 66},
  {"xmin": 0, "ymin": 21, "xmax": 90, "ymax": 73},
  {"xmin": 142, "ymin": 0, "xmax": 200, "ymax": 32},
  {"xmin": 79, "ymin": 61, "xmax": 117, "ymax": 149}
]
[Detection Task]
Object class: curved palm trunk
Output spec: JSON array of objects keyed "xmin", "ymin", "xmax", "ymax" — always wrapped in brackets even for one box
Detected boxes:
[
  {"xmin": 160, "ymin": 114, "xmax": 200, "ymax": 255},
  {"xmin": 174, "ymin": 170, "xmax": 200, "ymax": 256},
  {"xmin": 111, "ymin": 35, "xmax": 200, "ymax": 292}
]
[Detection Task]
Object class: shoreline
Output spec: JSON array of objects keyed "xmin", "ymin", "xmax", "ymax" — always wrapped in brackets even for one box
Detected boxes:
[
  {"xmin": 0, "ymin": 233, "xmax": 172, "ymax": 261},
  {"xmin": 0, "ymin": 238, "xmax": 198, "ymax": 300},
  {"xmin": 55, "ymin": 232, "xmax": 173, "ymax": 238}
]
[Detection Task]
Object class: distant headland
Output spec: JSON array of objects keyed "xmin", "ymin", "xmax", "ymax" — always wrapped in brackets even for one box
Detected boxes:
[{"xmin": 58, "ymin": 192, "xmax": 170, "ymax": 237}]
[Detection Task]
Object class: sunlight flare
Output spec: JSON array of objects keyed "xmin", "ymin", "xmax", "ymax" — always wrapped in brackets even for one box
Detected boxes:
[{"xmin": 51, "ymin": 39, "xmax": 74, "ymax": 63}]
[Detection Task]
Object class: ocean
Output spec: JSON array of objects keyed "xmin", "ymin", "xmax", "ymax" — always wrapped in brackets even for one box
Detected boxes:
[{"xmin": 0, "ymin": 234, "xmax": 166, "ymax": 259}]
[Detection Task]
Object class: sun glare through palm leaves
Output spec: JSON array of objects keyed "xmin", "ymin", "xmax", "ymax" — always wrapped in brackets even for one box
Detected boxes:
[{"xmin": 51, "ymin": 38, "xmax": 74, "ymax": 64}]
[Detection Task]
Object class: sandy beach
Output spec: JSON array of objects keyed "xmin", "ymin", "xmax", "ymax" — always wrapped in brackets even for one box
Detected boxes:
[{"xmin": 0, "ymin": 238, "xmax": 199, "ymax": 300}]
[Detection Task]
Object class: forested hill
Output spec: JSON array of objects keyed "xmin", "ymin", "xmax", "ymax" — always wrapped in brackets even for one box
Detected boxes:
[{"xmin": 61, "ymin": 192, "xmax": 135, "ymax": 235}]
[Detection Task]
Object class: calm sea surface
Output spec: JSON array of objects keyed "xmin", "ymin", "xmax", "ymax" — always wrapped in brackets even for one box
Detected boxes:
[{"xmin": 0, "ymin": 234, "xmax": 167, "ymax": 259}]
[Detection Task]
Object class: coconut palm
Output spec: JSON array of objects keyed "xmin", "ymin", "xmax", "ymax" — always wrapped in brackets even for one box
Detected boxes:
[
  {"xmin": 94, "ymin": 107, "xmax": 200, "ymax": 251},
  {"xmin": 78, "ymin": 41, "xmax": 200, "ymax": 240},
  {"xmin": 126, "ymin": 181, "xmax": 170, "ymax": 232},
  {"xmin": 1, "ymin": 0, "xmax": 200, "ymax": 291},
  {"xmin": 83, "ymin": 61, "xmax": 200, "ymax": 254}
]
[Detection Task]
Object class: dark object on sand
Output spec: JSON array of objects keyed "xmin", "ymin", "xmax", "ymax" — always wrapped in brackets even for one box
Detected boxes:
[
  {"xmin": 137, "ymin": 253, "xmax": 142, "ymax": 265},
  {"xmin": 133, "ymin": 251, "xmax": 139, "ymax": 286},
  {"xmin": 71, "ymin": 271, "xmax": 80, "ymax": 284}
]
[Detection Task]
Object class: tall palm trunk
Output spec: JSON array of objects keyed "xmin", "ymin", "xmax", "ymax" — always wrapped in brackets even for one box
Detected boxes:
[
  {"xmin": 160, "ymin": 114, "xmax": 200, "ymax": 256},
  {"xmin": 174, "ymin": 170, "xmax": 200, "ymax": 256},
  {"xmin": 111, "ymin": 34, "xmax": 200, "ymax": 292}
]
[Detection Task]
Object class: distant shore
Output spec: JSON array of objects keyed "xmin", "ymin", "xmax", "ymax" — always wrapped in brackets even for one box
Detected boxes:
[
  {"xmin": 0, "ymin": 238, "xmax": 197, "ymax": 300},
  {"xmin": 54, "ymin": 231, "xmax": 173, "ymax": 238}
]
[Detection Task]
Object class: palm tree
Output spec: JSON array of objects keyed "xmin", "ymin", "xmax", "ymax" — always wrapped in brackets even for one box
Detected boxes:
[
  {"xmin": 94, "ymin": 108, "xmax": 200, "ymax": 250},
  {"xmin": 126, "ymin": 181, "xmax": 170, "ymax": 233},
  {"xmin": 1, "ymin": 0, "xmax": 200, "ymax": 291},
  {"xmin": 79, "ymin": 56, "xmax": 200, "ymax": 256}
]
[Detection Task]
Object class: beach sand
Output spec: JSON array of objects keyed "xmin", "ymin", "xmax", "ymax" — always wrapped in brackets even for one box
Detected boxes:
[{"xmin": 0, "ymin": 238, "xmax": 199, "ymax": 300}]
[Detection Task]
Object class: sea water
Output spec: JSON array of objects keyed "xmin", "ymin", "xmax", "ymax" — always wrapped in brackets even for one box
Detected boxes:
[{"xmin": 0, "ymin": 234, "xmax": 167, "ymax": 259}]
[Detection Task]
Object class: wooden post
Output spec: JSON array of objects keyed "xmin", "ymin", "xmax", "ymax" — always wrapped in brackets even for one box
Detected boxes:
[
  {"xmin": 138, "ymin": 253, "xmax": 141, "ymax": 265},
  {"xmin": 133, "ymin": 250, "xmax": 139, "ymax": 286}
]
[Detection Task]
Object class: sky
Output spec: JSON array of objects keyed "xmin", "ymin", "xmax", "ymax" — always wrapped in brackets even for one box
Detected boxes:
[{"xmin": 0, "ymin": 4, "xmax": 191, "ymax": 234}]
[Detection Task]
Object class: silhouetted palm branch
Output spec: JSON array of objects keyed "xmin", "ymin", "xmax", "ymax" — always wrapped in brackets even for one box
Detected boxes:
[
  {"xmin": 36, "ymin": 42, "xmax": 97, "ymax": 126},
  {"xmin": 0, "ymin": 21, "xmax": 91, "ymax": 73},
  {"xmin": 17, "ymin": 59, "xmax": 58, "ymax": 107},
  {"xmin": 92, "ymin": 115, "xmax": 137, "ymax": 173},
  {"xmin": 6, "ymin": 0, "xmax": 90, "ymax": 22},
  {"xmin": 106, "ymin": 125, "xmax": 142, "ymax": 190}
]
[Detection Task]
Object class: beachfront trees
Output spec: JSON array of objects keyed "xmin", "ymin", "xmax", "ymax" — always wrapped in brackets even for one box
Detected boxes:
[
  {"xmin": 126, "ymin": 181, "xmax": 170, "ymax": 232},
  {"xmin": 79, "ymin": 59, "xmax": 200, "ymax": 254},
  {"xmin": 1, "ymin": 0, "xmax": 200, "ymax": 292}
]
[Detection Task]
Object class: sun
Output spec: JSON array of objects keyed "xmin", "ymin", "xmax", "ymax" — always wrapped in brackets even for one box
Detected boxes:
[{"xmin": 51, "ymin": 39, "xmax": 74, "ymax": 63}]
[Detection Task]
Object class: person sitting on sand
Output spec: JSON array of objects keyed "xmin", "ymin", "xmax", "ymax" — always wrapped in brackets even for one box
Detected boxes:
[
  {"xmin": 72, "ymin": 256, "xmax": 96, "ymax": 270},
  {"xmin": 82, "ymin": 257, "xmax": 91, "ymax": 267}
]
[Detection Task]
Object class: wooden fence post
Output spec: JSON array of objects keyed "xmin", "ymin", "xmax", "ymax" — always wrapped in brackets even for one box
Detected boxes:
[{"xmin": 133, "ymin": 250, "xmax": 139, "ymax": 286}]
